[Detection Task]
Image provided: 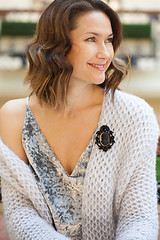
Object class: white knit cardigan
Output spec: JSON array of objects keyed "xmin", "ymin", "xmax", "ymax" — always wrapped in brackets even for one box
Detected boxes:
[{"xmin": 0, "ymin": 90, "xmax": 159, "ymax": 240}]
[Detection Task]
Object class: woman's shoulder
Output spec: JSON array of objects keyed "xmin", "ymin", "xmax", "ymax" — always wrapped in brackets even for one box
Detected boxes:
[
  {"xmin": 112, "ymin": 90, "xmax": 155, "ymax": 117},
  {"xmin": 104, "ymin": 90, "xmax": 158, "ymax": 131},
  {"xmin": 0, "ymin": 98, "xmax": 28, "ymax": 163},
  {"xmin": 114, "ymin": 90, "xmax": 150, "ymax": 109},
  {"xmin": 1, "ymin": 97, "xmax": 27, "ymax": 111},
  {"xmin": 113, "ymin": 90, "xmax": 159, "ymax": 132},
  {"xmin": 0, "ymin": 98, "xmax": 27, "ymax": 128}
]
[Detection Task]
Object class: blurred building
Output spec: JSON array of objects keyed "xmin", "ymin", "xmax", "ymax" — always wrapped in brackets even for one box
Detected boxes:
[
  {"xmin": 0, "ymin": 0, "xmax": 51, "ymax": 9},
  {"xmin": 120, "ymin": 0, "xmax": 160, "ymax": 10}
]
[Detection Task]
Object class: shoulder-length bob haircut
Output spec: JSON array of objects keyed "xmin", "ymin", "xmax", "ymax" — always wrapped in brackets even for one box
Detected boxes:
[{"xmin": 25, "ymin": 0, "xmax": 129, "ymax": 109}]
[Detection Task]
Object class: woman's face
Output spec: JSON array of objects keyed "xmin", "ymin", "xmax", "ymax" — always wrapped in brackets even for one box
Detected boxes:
[{"xmin": 67, "ymin": 10, "xmax": 114, "ymax": 86}]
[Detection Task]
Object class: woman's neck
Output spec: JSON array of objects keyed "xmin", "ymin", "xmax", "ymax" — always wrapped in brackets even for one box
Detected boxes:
[{"xmin": 65, "ymin": 83, "xmax": 104, "ymax": 114}]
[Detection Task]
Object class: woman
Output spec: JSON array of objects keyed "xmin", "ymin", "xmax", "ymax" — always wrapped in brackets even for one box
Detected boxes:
[{"xmin": 0, "ymin": 0, "xmax": 159, "ymax": 239}]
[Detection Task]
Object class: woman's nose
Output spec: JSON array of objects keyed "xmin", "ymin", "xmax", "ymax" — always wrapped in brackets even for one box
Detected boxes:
[{"xmin": 96, "ymin": 45, "xmax": 111, "ymax": 59}]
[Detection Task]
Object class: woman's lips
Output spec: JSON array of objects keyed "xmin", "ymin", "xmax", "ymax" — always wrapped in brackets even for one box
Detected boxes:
[{"xmin": 88, "ymin": 63, "xmax": 105, "ymax": 71}]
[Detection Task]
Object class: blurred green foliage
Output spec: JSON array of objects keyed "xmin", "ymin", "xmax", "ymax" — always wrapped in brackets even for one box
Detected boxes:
[
  {"xmin": 0, "ymin": 21, "xmax": 151, "ymax": 39},
  {"xmin": 157, "ymin": 157, "xmax": 160, "ymax": 181},
  {"xmin": 1, "ymin": 21, "xmax": 36, "ymax": 36},
  {"xmin": 123, "ymin": 23, "xmax": 151, "ymax": 39}
]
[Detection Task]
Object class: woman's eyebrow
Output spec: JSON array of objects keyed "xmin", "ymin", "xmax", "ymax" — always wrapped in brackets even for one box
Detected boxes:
[{"xmin": 83, "ymin": 32, "xmax": 113, "ymax": 37}]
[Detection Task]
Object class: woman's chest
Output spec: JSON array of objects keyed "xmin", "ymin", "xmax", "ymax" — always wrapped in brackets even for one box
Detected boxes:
[
  {"xmin": 28, "ymin": 104, "xmax": 102, "ymax": 175},
  {"xmin": 41, "ymin": 118, "xmax": 98, "ymax": 175}
]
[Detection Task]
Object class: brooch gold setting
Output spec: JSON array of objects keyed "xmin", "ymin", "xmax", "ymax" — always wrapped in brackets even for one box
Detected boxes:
[{"xmin": 95, "ymin": 125, "xmax": 115, "ymax": 152}]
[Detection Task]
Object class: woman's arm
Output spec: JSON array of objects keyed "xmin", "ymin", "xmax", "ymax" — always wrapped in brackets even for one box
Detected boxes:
[
  {"xmin": 0, "ymin": 138, "xmax": 70, "ymax": 240},
  {"xmin": 115, "ymin": 106, "xmax": 159, "ymax": 240},
  {"xmin": 115, "ymin": 155, "xmax": 158, "ymax": 239},
  {"xmin": 1, "ymin": 178, "xmax": 70, "ymax": 240}
]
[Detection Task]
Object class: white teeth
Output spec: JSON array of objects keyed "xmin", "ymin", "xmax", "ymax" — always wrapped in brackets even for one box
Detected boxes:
[{"xmin": 89, "ymin": 63, "xmax": 104, "ymax": 68}]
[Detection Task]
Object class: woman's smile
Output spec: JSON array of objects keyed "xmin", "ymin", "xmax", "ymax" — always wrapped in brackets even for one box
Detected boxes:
[{"xmin": 88, "ymin": 63, "xmax": 106, "ymax": 71}]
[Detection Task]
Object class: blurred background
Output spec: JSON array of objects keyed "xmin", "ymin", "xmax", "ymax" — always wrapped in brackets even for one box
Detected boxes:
[
  {"xmin": 0, "ymin": 0, "xmax": 160, "ymax": 127},
  {"xmin": 0, "ymin": 0, "xmax": 160, "ymax": 239}
]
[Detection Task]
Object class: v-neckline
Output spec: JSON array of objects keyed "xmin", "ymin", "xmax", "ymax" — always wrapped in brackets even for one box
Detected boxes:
[{"xmin": 25, "ymin": 92, "xmax": 106, "ymax": 176}]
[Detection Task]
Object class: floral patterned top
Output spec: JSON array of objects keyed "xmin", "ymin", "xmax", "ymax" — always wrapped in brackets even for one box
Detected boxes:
[{"xmin": 22, "ymin": 99, "xmax": 96, "ymax": 240}]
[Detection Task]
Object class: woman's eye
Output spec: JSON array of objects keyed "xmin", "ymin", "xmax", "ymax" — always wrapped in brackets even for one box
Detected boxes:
[
  {"xmin": 105, "ymin": 38, "xmax": 113, "ymax": 43},
  {"xmin": 86, "ymin": 37, "xmax": 95, "ymax": 42},
  {"xmin": 85, "ymin": 37, "xmax": 113, "ymax": 43}
]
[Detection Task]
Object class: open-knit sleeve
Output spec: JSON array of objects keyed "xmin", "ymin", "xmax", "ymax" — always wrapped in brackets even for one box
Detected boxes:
[
  {"xmin": 1, "ymin": 179, "xmax": 70, "ymax": 240},
  {"xmin": 0, "ymin": 139, "xmax": 70, "ymax": 240},
  {"xmin": 115, "ymin": 103, "xmax": 159, "ymax": 239}
]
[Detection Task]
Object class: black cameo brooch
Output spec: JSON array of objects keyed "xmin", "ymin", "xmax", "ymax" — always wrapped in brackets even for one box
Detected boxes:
[{"xmin": 95, "ymin": 125, "xmax": 115, "ymax": 152}]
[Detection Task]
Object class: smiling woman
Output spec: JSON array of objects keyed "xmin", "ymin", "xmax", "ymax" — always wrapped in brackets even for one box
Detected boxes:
[
  {"xmin": 24, "ymin": 0, "xmax": 127, "ymax": 110},
  {"xmin": 0, "ymin": 0, "xmax": 159, "ymax": 240}
]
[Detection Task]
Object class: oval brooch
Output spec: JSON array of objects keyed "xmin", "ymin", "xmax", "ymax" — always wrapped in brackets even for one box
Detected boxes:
[{"xmin": 95, "ymin": 125, "xmax": 115, "ymax": 152}]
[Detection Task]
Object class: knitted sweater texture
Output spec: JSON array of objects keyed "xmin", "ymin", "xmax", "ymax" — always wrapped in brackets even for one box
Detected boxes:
[{"xmin": 0, "ymin": 90, "xmax": 159, "ymax": 240}]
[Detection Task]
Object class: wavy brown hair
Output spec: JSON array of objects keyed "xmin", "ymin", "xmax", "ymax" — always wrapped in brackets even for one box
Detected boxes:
[{"xmin": 24, "ymin": 0, "xmax": 129, "ymax": 109}]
